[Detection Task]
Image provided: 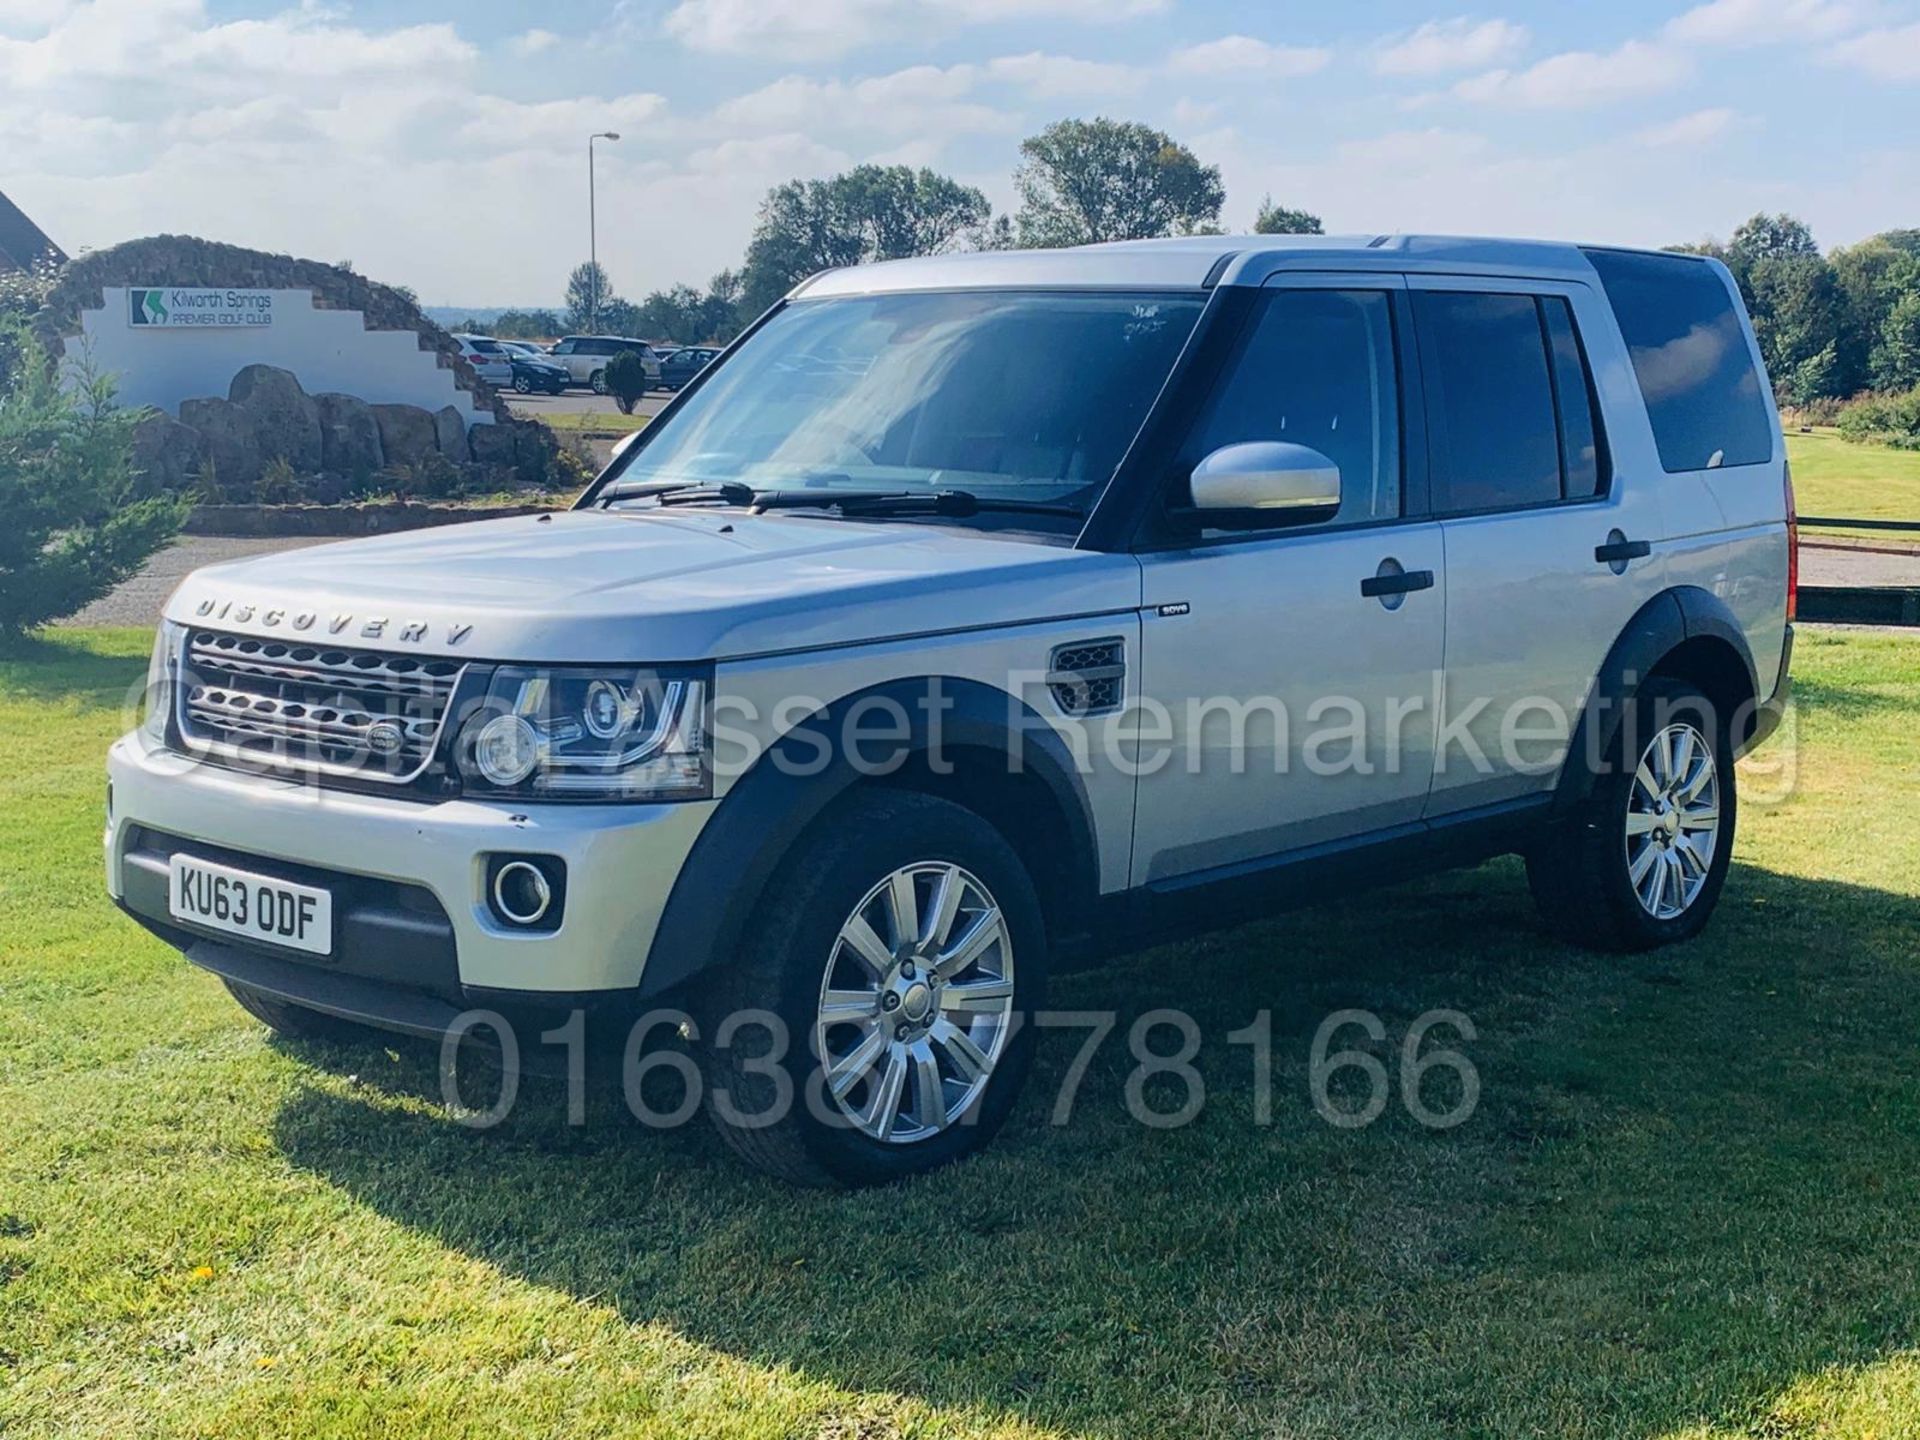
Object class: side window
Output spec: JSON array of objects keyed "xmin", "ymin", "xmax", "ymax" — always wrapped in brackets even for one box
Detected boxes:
[
  {"xmin": 1583, "ymin": 248, "xmax": 1773, "ymax": 472},
  {"xmin": 551, "ymin": 339, "xmax": 574, "ymax": 355},
  {"xmin": 1183, "ymin": 289, "xmax": 1401, "ymax": 529},
  {"xmin": 1542, "ymin": 299, "xmax": 1605, "ymax": 499},
  {"xmin": 1414, "ymin": 292, "xmax": 1562, "ymax": 514}
]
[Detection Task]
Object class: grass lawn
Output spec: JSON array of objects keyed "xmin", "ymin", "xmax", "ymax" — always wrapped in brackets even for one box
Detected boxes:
[
  {"xmin": 1783, "ymin": 430, "xmax": 1920, "ymax": 538},
  {"xmin": 537, "ymin": 410, "xmax": 650, "ymax": 437},
  {"xmin": 4, "ymin": 627, "xmax": 1919, "ymax": 1438}
]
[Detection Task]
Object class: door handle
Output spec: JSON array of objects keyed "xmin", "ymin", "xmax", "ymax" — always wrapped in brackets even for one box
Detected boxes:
[
  {"xmin": 1595, "ymin": 537, "xmax": 1652, "ymax": 565},
  {"xmin": 1360, "ymin": 568, "xmax": 1435, "ymax": 599}
]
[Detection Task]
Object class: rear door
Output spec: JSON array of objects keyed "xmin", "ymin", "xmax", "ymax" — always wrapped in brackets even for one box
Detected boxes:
[{"xmin": 1410, "ymin": 276, "xmax": 1668, "ymax": 815}]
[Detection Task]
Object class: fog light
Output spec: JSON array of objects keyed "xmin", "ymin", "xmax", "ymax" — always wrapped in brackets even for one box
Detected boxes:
[
  {"xmin": 492, "ymin": 861, "xmax": 553, "ymax": 926},
  {"xmin": 475, "ymin": 714, "xmax": 541, "ymax": 787}
]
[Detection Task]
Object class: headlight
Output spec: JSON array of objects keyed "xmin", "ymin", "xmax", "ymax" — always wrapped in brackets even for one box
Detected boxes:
[
  {"xmin": 453, "ymin": 666, "xmax": 709, "ymax": 802},
  {"xmin": 139, "ymin": 621, "xmax": 183, "ymax": 743}
]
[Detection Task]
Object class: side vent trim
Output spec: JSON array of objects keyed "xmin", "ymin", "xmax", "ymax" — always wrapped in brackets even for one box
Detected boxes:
[{"xmin": 1047, "ymin": 638, "xmax": 1126, "ymax": 717}]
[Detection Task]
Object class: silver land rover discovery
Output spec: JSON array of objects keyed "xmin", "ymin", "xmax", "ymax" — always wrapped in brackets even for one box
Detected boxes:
[{"xmin": 108, "ymin": 235, "xmax": 1794, "ymax": 1185}]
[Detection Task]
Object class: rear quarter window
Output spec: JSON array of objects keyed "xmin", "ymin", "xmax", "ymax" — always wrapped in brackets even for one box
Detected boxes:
[{"xmin": 1583, "ymin": 248, "xmax": 1774, "ymax": 473}]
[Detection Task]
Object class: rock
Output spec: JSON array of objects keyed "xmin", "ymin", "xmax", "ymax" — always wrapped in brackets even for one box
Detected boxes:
[
  {"xmin": 130, "ymin": 412, "xmax": 208, "ymax": 495},
  {"xmin": 512, "ymin": 419, "xmax": 559, "ymax": 481},
  {"xmin": 468, "ymin": 421, "xmax": 516, "ymax": 466},
  {"xmin": 433, "ymin": 406, "xmax": 471, "ymax": 463},
  {"xmin": 178, "ymin": 396, "xmax": 262, "ymax": 494},
  {"xmin": 314, "ymin": 392, "xmax": 384, "ymax": 475},
  {"xmin": 228, "ymin": 364, "xmax": 322, "ymax": 473},
  {"xmin": 372, "ymin": 403, "xmax": 439, "ymax": 468},
  {"xmin": 296, "ymin": 472, "xmax": 351, "ymax": 505}
]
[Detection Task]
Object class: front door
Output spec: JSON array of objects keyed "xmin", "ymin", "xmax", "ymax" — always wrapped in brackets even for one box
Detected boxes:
[{"xmin": 1131, "ymin": 277, "xmax": 1445, "ymax": 888}]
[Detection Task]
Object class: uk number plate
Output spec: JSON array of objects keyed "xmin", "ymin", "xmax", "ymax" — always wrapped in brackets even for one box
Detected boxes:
[{"xmin": 168, "ymin": 855, "xmax": 333, "ymax": 957}]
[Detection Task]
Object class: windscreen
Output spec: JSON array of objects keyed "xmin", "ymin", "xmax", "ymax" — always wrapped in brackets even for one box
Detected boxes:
[{"xmin": 611, "ymin": 291, "xmax": 1203, "ymax": 516}]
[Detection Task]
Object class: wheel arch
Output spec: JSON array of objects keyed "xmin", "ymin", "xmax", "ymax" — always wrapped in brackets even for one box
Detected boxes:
[
  {"xmin": 1554, "ymin": 586, "xmax": 1760, "ymax": 815},
  {"xmin": 638, "ymin": 675, "xmax": 1101, "ymax": 1000}
]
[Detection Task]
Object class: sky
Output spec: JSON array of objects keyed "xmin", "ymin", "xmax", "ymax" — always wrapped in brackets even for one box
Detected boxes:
[{"xmin": 2, "ymin": 0, "xmax": 1918, "ymax": 307}]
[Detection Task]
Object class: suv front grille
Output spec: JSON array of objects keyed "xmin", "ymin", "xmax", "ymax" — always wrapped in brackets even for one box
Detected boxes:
[{"xmin": 177, "ymin": 630, "xmax": 465, "ymax": 783}]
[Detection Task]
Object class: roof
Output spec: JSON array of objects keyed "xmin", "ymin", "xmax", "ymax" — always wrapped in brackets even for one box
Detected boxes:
[
  {"xmin": 790, "ymin": 233, "xmax": 1680, "ymax": 299},
  {"xmin": 0, "ymin": 188, "xmax": 65, "ymax": 272}
]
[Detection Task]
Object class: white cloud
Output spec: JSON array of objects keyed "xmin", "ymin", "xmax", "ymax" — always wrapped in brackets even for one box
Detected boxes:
[
  {"xmin": 984, "ymin": 51, "xmax": 1143, "ymax": 97},
  {"xmin": 1372, "ymin": 18, "xmax": 1528, "ymax": 76},
  {"xmin": 952, "ymin": 0, "xmax": 1165, "ymax": 17},
  {"xmin": 509, "ymin": 28, "xmax": 559, "ymax": 55},
  {"xmin": 713, "ymin": 65, "xmax": 1009, "ymax": 142},
  {"xmin": 1823, "ymin": 21, "xmax": 1920, "ymax": 77},
  {"xmin": 1170, "ymin": 97, "xmax": 1222, "ymax": 130},
  {"xmin": 455, "ymin": 93, "xmax": 669, "ymax": 150},
  {"xmin": 662, "ymin": 0, "xmax": 1164, "ymax": 60},
  {"xmin": 1167, "ymin": 35, "xmax": 1331, "ymax": 78},
  {"xmin": 662, "ymin": 0, "xmax": 891, "ymax": 61},
  {"xmin": 1453, "ymin": 41, "xmax": 1691, "ymax": 108},
  {"xmin": 1633, "ymin": 107, "xmax": 1744, "ymax": 147},
  {"xmin": 0, "ymin": 0, "xmax": 475, "ymax": 90},
  {"xmin": 1665, "ymin": 0, "xmax": 1877, "ymax": 46}
]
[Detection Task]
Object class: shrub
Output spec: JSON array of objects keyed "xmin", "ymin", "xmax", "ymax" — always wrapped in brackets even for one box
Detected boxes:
[
  {"xmin": 0, "ymin": 327, "xmax": 187, "ymax": 642},
  {"xmin": 604, "ymin": 349, "xmax": 648, "ymax": 415},
  {"xmin": 1835, "ymin": 387, "xmax": 1920, "ymax": 450},
  {"xmin": 0, "ymin": 254, "xmax": 60, "ymax": 394}
]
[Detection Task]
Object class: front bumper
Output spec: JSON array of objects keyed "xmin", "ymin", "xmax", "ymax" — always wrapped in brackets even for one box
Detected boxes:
[{"xmin": 106, "ymin": 731, "xmax": 716, "ymax": 1001}]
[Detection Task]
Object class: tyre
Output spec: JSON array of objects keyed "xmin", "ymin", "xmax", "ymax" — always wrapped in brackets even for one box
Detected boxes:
[
  {"xmin": 1527, "ymin": 677, "xmax": 1736, "ymax": 951},
  {"xmin": 223, "ymin": 979, "xmax": 368, "ymax": 1042},
  {"xmin": 590, "ymin": 369, "xmax": 608, "ymax": 395},
  {"xmin": 513, "ymin": 374, "xmax": 533, "ymax": 394},
  {"xmin": 696, "ymin": 790, "xmax": 1045, "ymax": 1187}
]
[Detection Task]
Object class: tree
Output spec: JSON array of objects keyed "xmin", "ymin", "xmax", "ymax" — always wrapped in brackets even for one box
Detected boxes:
[
  {"xmin": 634, "ymin": 283, "xmax": 710, "ymax": 345},
  {"xmin": 0, "ymin": 327, "xmax": 185, "ymax": 642},
  {"xmin": 1876, "ymin": 290, "xmax": 1920, "ymax": 392},
  {"xmin": 1745, "ymin": 252, "xmax": 1845, "ymax": 406},
  {"xmin": 739, "ymin": 165, "xmax": 991, "ymax": 315},
  {"xmin": 603, "ymin": 349, "xmax": 649, "ymax": 416},
  {"xmin": 1727, "ymin": 213, "xmax": 1820, "ymax": 267},
  {"xmin": 1012, "ymin": 118, "xmax": 1224, "ymax": 249},
  {"xmin": 1252, "ymin": 197, "xmax": 1323, "ymax": 235},
  {"xmin": 564, "ymin": 262, "xmax": 615, "ymax": 332},
  {"xmin": 702, "ymin": 269, "xmax": 746, "ymax": 340},
  {"xmin": 1832, "ymin": 235, "xmax": 1920, "ymax": 394},
  {"xmin": 492, "ymin": 309, "xmax": 565, "ymax": 340}
]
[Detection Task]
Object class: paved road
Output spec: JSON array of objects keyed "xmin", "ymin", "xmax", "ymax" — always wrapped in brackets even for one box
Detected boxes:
[
  {"xmin": 503, "ymin": 390, "xmax": 668, "ymax": 421},
  {"xmin": 59, "ymin": 533, "xmax": 1920, "ymax": 631}
]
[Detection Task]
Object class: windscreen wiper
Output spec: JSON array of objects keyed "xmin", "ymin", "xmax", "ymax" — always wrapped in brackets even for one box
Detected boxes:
[
  {"xmin": 595, "ymin": 479, "xmax": 747, "ymax": 507},
  {"xmin": 824, "ymin": 490, "xmax": 1086, "ymax": 520}
]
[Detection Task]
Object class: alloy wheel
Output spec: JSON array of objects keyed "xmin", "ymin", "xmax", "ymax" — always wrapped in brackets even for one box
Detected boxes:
[
  {"xmin": 1624, "ymin": 721, "xmax": 1721, "ymax": 920},
  {"xmin": 815, "ymin": 861, "xmax": 1015, "ymax": 1143}
]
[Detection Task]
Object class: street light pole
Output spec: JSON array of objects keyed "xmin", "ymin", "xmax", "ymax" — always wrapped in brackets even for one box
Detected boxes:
[{"xmin": 588, "ymin": 130, "xmax": 621, "ymax": 332}]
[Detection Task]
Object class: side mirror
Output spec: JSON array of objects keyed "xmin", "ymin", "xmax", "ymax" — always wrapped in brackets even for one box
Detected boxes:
[{"xmin": 1189, "ymin": 442, "xmax": 1341, "ymax": 525}]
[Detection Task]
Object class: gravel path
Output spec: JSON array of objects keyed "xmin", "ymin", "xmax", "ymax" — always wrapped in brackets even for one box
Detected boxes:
[
  {"xmin": 1801, "ymin": 543, "xmax": 1920, "ymax": 588},
  {"xmin": 60, "ymin": 536, "xmax": 334, "ymax": 628}
]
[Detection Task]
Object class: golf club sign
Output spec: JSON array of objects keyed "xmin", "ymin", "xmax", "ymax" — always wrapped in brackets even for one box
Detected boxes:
[{"xmin": 127, "ymin": 287, "xmax": 275, "ymax": 329}]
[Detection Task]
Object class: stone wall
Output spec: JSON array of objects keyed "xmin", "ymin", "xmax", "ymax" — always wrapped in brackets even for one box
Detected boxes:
[{"xmin": 133, "ymin": 363, "xmax": 563, "ymax": 503}]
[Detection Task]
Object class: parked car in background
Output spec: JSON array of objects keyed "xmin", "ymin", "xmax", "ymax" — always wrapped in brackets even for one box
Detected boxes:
[
  {"xmin": 549, "ymin": 336, "xmax": 663, "ymax": 394},
  {"xmin": 452, "ymin": 334, "xmax": 514, "ymax": 387},
  {"xmin": 495, "ymin": 341, "xmax": 571, "ymax": 395},
  {"xmin": 659, "ymin": 345, "xmax": 720, "ymax": 391}
]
